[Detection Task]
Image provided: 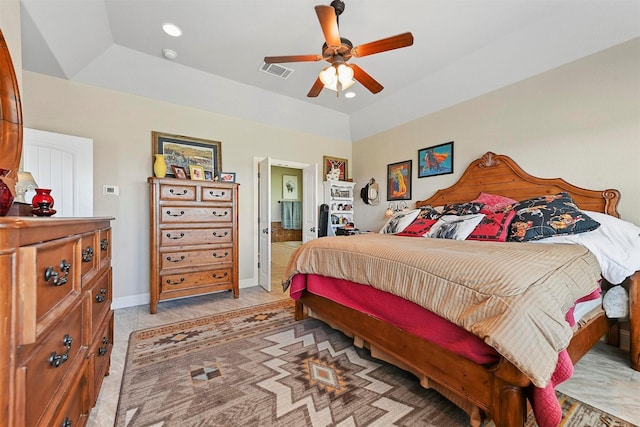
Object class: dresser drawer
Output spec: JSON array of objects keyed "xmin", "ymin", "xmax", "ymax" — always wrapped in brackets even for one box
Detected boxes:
[
  {"xmin": 161, "ymin": 246, "xmax": 233, "ymax": 269},
  {"xmin": 80, "ymin": 231, "xmax": 99, "ymax": 283},
  {"xmin": 161, "ymin": 268, "xmax": 233, "ymax": 292},
  {"xmin": 18, "ymin": 236, "xmax": 81, "ymax": 344},
  {"xmin": 16, "ymin": 301, "xmax": 85, "ymax": 427},
  {"xmin": 48, "ymin": 367, "xmax": 89, "ymax": 427},
  {"xmin": 201, "ymin": 185, "xmax": 233, "ymax": 202},
  {"xmin": 160, "ymin": 183, "xmax": 197, "ymax": 201},
  {"xmin": 86, "ymin": 268, "xmax": 112, "ymax": 341},
  {"xmin": 89, "ymin": 312, "xmax": 113, "ymax": 405},
  {"xmin": 161, "ymin": 227, "xmax": 233, "ymax": 246},
  {"xmin": 161, "ymin": 206, "xmax": 233, "ymax": 223}
]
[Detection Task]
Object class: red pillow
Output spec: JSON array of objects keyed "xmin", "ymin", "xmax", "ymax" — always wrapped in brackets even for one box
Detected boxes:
[
  {"xmin": 466, "ymin": 211, "xmax": 516, "ymax": 242},
  {"xmin": 397, "ymin": 218, "xmax": 438, "ymax": 237},
  {"xmin": 471, "ymin": 192, "xmax": 517, "ymax": 213}
]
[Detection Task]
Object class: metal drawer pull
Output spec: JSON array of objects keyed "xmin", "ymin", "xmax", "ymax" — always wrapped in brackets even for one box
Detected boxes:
[
  {"xmin": 49, "ymin": 334, "xmax": 73, "ymax": 367},
  {"xmin": 166, "ymin": 232, "xmax": 185, "ymax": 240},
  {"xmin": 61, "ymin": 417, "xmax": 72, "ymax": 427},
  {"xmin": 211, "ymin": 210, "xmax": 228, "ymax": 217},
  {"xmin": 211, "ymin": 231, "xmax": 228, "ymax": 238},
  {"xmin": 44, "ymin": 259, "xmax": 71, "ymax": 287},
  {"xmin": 100, "ymin": 238, "xmax": 109, "ymax": 251},
  {"xmin": 212, "ymin": 251, "xmax": 228, "ymax": 258},
  {"xmin": 166, "ymin": 255, "xmax": 186, "ymax": 262},
  {"xmin": 95, "ymin": 288, "xmax": 107, "ymax": 303},
  {"xmin": 166, "ymin": 278, "xmax": 185, "ymax": 285},
  {"xmin": 169, "ymin": 188, "xmax": 188, "ymax": 195},
  {"xmin": 82, "ymin": 246, "xmax": 94, "ymax": 263},
  {"xmin": 209, "ymin": 190, "xmax": 226, "ymax": 197},
  {"xmin": 98, "ymin": 337, "xmax": 110, "ymax": 356},
  {"xmin": 166, "ymin": 210, "xmax": 185, "ymax": 217},
  {"xmin": 212, "ymin": 272, "xmax": 228, "ymax": 279}
]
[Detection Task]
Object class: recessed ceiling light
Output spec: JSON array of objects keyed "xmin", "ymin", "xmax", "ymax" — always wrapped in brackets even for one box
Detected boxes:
[
  {"xmin": 162, "ymin": 23, "xmax": 182, "ymax": 37},
  {"xmin": 344, "ymin": 91, "xmax": 356, "ymax": 99},
  {"xmin": 162, "ymin": 48, "xmax": 177, "ymax": 60}
]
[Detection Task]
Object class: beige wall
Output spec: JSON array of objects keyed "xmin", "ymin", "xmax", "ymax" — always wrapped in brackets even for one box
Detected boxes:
[
  {"xmin": 353, "ymin": 38, "xmax": 640, "ymax": 233},
  {"xmin": 21, "ymin": 72, "xmax": 351, "ymax": 304}
]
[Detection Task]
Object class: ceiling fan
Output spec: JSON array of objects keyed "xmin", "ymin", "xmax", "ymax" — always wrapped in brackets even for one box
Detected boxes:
[{"xmin": 263, "ymin": 0, "xmax": 414, "ymax": 97}]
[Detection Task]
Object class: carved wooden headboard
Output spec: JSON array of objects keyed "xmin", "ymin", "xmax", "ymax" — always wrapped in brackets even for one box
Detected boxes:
[
  {"xmin": 416, "ymin": 152, "xmax": 620, "ymax": 217},
  {"xmin": 0, "ymin": 28, "xmax": 23, "ymax": 183}
]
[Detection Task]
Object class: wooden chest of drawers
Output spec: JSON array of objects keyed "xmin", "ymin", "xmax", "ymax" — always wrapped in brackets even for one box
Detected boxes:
[
  {"xmin": 148, "ymin": 178, "xmax": 239, "ymax": 313},
  {"xmin": 0, "ymin": 217, "xmax": 113, "ymax": 427}
]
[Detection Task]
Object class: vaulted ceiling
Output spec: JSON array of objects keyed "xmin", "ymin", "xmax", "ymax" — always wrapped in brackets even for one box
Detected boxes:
[{"xmin": 19, "ymin": 0, "xmax": 640, "ymax": 141}]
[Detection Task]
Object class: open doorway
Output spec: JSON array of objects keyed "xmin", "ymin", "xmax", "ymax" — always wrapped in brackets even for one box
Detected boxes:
[{"xmin": 255, "ymin": 157, "xmax": 318, "ymax": 293}]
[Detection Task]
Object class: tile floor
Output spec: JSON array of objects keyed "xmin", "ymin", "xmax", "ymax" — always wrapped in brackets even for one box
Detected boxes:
[{"xmin": 88, "ymin": 242, "xmax": 640, "ymax": 426}]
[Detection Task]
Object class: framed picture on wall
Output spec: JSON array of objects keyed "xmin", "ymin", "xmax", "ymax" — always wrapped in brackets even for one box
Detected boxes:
[
  {"xmin": 418, "ymin": 141, "xmax": 454, "ymax": 178},
  {"xmin": 282, "ymin": 174, "xmax": 298, "ymax": 200},
  {"xmin": 323, "ymin": 156, "xmax": 348, "ymax": 181},
  {"xmin": 152, "ymin": 131, "xmax": 222, "ymax": 179},
  {"xmin": 387, "ymin": 160, "xmax": 412, "ymax": 201}
]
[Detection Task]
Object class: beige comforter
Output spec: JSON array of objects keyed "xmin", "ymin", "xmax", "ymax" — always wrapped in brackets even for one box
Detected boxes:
[{"xmin": 283, "ymin": 233, "xmax": 601, "ymax": 387}]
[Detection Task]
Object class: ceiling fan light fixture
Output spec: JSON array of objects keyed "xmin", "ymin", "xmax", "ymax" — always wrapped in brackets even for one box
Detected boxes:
[
  {"xmin": 319, "ymin": 63, "xmax": 355, "ymax": 92},
  {"xmin": 162, "ymin": 23, "xmax": 182, "ymax": 37}
]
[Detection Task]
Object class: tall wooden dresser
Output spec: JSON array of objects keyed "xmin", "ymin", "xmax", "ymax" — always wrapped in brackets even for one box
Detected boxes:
[
  {"xmin": 0, "ymin": 217, "xmax": 113, "ymax": 427},
  {"xmin": 148, "ymin": 178, "xmax": 239, "ymax": 313}
]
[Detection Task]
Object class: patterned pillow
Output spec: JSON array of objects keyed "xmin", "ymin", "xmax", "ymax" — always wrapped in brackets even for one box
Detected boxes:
[
  {"xmin": 441, "ymin": 202, "xmax": 485, "ymax": 216},
  {"xmin": 471, "ymin": 192, "xmax": 517, "ymax": 213},
  {"xmin": 427, "ymin": 214, "xmax": 485, "ymax": 240},
  {"xmin": 379, "ymin": 209, "xmax": 421, "ymax": 234},
  {"xmin": 397, "ymin": 218, "xmax": 439, "ymax": 237},
  {"xmin": 417, "ymin": 205, "xmax": 442, "ymax": 220},
  {"xmin": 466, "ymin": 210, "xmax": 516, "ymax": 242},
  {"xmin": 507, "ymin": 192, "xmax": 600, "ymax": 242}
]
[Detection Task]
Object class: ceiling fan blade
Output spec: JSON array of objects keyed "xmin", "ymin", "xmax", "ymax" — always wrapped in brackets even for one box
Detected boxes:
[
  {"xmin": 264, "ymin": 54, "xmax": 323, "ymax": 64},
  {"xmin": 350, "ymin": 64, "xmax": 383, "ymax": 94},
  {"xmin": 307, "ymin": 77, "xmax": 324, "ymax": 98},
  {"xmin": 351, "ymin": 32, "xmax": 414, "ymax": 58},
  {"xmin": 315, "ymin": 5, "xmax": 341, "ymax": 48}
]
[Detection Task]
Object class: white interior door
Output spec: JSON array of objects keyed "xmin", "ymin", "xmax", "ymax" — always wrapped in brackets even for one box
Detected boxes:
[
  {"xmin": 258, "ymin": 157, "xmax": 272, "ymax": 291},
  {"xmin": 21, "ymin": 128, "xmax": 93, "ymax": 217},
  {"xmin": 302, "ymin": 163, "xmax": 318, "ymax": 243}
]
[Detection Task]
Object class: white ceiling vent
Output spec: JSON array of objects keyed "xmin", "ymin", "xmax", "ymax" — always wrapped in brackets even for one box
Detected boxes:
[{"xmin": 259, "ymin": 62, "xmax": 294, "ymax": 79}]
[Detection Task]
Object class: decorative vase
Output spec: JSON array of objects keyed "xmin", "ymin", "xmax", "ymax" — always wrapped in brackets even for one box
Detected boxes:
[
  {"xmin": 32, "ymin": 188, "xmax": 54, "ymax": 209},
  {"xmin": 0, "ymin": 168, "xmax": 15, "ymax": 216},
  {"xmin": 153, "ymin": 154, "xmax": 167, "ymax": 178}
]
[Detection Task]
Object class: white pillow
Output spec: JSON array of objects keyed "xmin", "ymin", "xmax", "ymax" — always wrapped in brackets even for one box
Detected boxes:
[
  {"xmin": 533, "ymin": 210, "xmax": 640, "ymax": 284},
  {"xmin": 379, "ymin": 209, "xmax": 421, "ymax": 234},
  {"xmin": 427, "ymin": 214, "xmax": 485, "ymax": 240}
]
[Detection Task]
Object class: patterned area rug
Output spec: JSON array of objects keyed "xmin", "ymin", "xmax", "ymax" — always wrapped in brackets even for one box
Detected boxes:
[{"xmin": 115, "ymin": 300, "xmax": 633, "ymax": 426}]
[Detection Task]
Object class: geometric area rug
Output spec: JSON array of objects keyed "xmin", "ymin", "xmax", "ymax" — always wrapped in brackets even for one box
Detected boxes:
[{"xmin": 115, "ymin": 299, "xmax": 634, "ymax": 427}]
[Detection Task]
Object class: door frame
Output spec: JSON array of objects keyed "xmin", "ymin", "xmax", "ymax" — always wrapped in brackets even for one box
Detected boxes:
[{"xmin": 253, "ymin": 157, "xmax": 316, "ymax": 289}]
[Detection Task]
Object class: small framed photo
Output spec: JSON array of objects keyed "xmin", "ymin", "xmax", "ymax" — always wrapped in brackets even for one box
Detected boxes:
[
  {"xmin": 171, "ymin": 165, "xmax": 188, "ymax": 179},
  {"xmin": 387, "ymin": 160, "xmax": 412, "ymax": 201},
  {"xmin": 204, "ymin": 170, "xmax": 213, "ymax": 180},
  {"xmin": 323, "ymin": 155, "xmax": 348, "ymax": 181},
  {"xmin": 189, "ymin": 165, "xmax": 205, "ymax": 180},
  {"xmin": 220, "ymin": 172, "xmax": 236, "ymax": 183},
  {"xmin": 282, "ymin": 175, "xmax": 298, "ymax": 200},
  {"xmin": 418, "ymin": 141, "xmax": 454, "ymax": 178}
]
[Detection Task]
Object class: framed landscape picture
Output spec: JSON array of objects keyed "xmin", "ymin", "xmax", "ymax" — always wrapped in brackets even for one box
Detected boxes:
[
  {"xmin": 152, "ymin": 131, "xmax": 222, "ymax": 179},
  {"xmin": 418, "ymin": 141, "xmax": 453, "ymax": 178},
  {"xmin": 387, "ymin": 160, "xmax": 412, "ymax": 201}
]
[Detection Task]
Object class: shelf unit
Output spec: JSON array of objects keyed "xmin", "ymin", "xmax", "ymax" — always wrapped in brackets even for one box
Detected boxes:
[{"xmin": 323, "ymin": 180, "xmax": 356, "ymax": 235}]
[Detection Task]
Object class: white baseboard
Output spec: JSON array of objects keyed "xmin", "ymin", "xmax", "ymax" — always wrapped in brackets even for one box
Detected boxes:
[{"xmin": 111, "ymin": 277, "xmax": 258, "ymax": 309}]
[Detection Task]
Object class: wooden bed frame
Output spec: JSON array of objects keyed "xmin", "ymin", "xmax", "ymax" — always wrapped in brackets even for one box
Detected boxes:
[{"xmin": 294, "ymin": 152, "xmax": 639, "ymax": 426}]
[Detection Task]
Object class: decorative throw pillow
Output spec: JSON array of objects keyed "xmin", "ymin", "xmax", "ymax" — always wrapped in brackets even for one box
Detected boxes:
[
  {"xmin": 507, "ymin": 192, "xmax": 600, "ymax": 242},
  {"xmin": 397, "ymin": 218, "xmax": 439, "ymax": 237},
  {"xmin": 471, "ymin": 192, "xmax": 517, "ymax": 213},
  {"xmin": 417, "ymin": 205, "xmax": 442, "ymax": 220},
  {"xmin": 466, "ymin": 210, "xmax": 516, "ymax": 242},
  {"xmin": 379, "ymin": 209, "xmax": 421, "ymax": 234},
  {"xmin": 441, "ymin": 202, "xmax": 485, "ymax": 216},
  {"xmin": 427, "ymin": 214, "xmax": 485, "ymax": 240}
]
